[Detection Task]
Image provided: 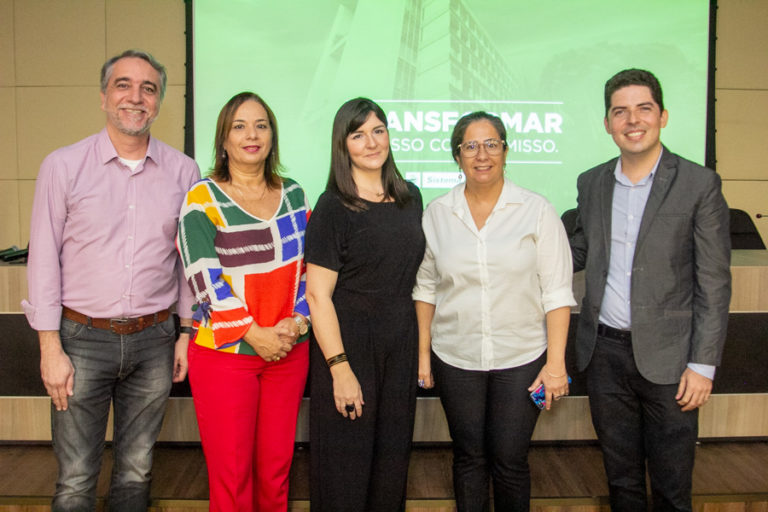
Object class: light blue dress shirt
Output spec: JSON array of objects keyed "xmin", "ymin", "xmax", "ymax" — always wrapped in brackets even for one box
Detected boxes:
[{"xmin": 599, "ymin": 155, "xmax": 715, "ymax": 380}]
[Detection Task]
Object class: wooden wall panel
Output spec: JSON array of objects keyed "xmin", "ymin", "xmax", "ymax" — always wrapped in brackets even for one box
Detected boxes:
[
  {"xmin": 699, "ymin": 394, "xmax": 768, "ymax": 438},
  {"xmin": 152, "ymin": 85, "xmax": 190, "ymax": 154},
  {"xmin": 0, "ymin": 397, "xmax": 50, "ymax": 441},
  {"xmin": 3, "ymin": 394, "xmax": 767, "ymax": 443},
  {"xmin": 13, "ymin": 0, "xmax": 105, "ymax": 86},
  {"xmin": 0, "ymin": 264, "xmax": 26, "ymax": 312},
  {"xmin": 15, "ymin": 86, "xmax": 104, "ymax": 179},
  {"xmin": 0, "ymin": 0, "xmax": 15, "ymax": 87},
  {"xmin": 105, "ymin": 0, "xmax": 187, "ymax": 87},
  {"xmin": 716, "ymin": 90, "xmax": 768, "ymax": 181},
  {"xmin": 716, "ymin": 0, "xmax": 768, "ymax": 90},
  {"xmin": 730, "ymin": 251, "xmax": 768, "ymax": 312},
  {"xmin": 0, "ymin": 87, "xmax": 17, "ymax": 179},
  {"xmin": 17, "ymin": 179, "xmax": 33, "ymax": 250},
  {"xmin": 0, "ymin": 182, "xmax": 20, "ymax": 249}
]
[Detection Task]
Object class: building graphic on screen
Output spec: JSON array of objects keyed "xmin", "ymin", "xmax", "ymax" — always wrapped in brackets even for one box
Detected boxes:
[
  {"xmin": 303, "ymin": 0, "xmax": 517, "ymax": 107},
  {"xmin": 301, "ymin": 0, "xmax": 522, "ymax": 189}
]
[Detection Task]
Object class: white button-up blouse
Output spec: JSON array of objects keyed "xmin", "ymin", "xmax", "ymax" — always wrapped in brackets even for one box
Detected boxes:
[{"xmin": 413, "ymin": 178, "xmax": 576, "ymax": 371}]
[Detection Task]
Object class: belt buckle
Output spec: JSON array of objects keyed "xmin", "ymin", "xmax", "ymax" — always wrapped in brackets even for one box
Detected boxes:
[{"xmin": 109, "ymin": 317, "xmax": 135, "ymax": 334}]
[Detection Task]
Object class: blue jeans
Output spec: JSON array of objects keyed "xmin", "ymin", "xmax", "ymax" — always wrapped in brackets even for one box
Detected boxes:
[{"xmin": 51, "ymin": 316, "xmax": 175, "ymax": 512}]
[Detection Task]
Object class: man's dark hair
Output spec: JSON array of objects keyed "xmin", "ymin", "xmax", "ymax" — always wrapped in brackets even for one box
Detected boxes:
[{"xmin": 604, "ymin": 68, "xmax": 664, "ymax": 116}]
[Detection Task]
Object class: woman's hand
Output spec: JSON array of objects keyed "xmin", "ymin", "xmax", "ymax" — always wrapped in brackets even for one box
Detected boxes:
[
  {"xmin": 528, "ymin": 365, "xmax": 569, "ymax": 411},
  {"xmin": 415, "ymin": 301, "xmax": 436, "ymax": 390},
  {"xmin": 242, "ymin": 323, "xmax": 293, "ymax": 362},
  {"xmin": 418, "ymin": 352, "xmax": 434, "ymax": 389},
  {"xmin": 532, "ymin": 307, "xmax": 572, "ymax": 410},
  {"xmin": 275, "ymin": 317, "xmax": 300, "ymax": 345},
  {"xmin": 331, "ymin": 363, "xmax": 365, "ymax": 420}
]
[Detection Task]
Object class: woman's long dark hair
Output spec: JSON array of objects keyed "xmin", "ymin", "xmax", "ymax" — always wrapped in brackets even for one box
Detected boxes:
[
  {"xmin": 327, "ymin": 97, "xmax": 411, "ymax": 211},
  {"xmin": 210, "ymin": 92, "xmax": 283, "ymax": 189}
]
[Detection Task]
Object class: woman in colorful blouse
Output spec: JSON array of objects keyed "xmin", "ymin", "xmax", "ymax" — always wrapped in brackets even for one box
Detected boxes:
[{"xmin": 177, "ymin": 92, "xmax": 310, "ymax": 511}]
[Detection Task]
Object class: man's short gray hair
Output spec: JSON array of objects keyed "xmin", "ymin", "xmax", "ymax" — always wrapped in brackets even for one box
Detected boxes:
[{"xmin": 100, "ymin": 49, "xmax": 167, "ymax": 101}]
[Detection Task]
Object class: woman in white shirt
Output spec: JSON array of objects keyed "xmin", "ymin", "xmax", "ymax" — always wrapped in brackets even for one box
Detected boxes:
[{"xmin": 413, "ymin": 111, "xmax": 576, "ymax": 512}]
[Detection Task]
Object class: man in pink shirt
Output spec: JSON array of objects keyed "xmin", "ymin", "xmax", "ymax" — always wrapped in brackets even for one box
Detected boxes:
[{"xmin": 22, "ymin": 49, "xmax": 200, "ymax": 511}]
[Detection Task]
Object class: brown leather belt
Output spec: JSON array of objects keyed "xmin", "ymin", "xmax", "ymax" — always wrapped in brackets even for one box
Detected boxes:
[{"xmin": 62, "ymin": 306, "xmax": 170, "ymax": 335}]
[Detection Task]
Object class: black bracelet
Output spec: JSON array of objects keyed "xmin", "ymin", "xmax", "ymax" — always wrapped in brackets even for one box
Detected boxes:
[
  {"xmin": 326, "ymin": 353, "xmax": 348, "ymax": 368},
  {"xmin": 179, "ymin": 326, "xmax": 195, "ymax": 335}
]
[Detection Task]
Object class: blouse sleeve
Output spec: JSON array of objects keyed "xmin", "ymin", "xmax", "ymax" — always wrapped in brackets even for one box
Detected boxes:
[
  {"xmin": 412, "ymin": 201, "xmax": 439, "ymax": 304},
  {"xmin": 305, "ymin": 191, "xmax": 347, "ymax": 272},
  {"xmin": 293, "ymin": 184, "xmax": 312, "ymax": 318},
  {"xmin": 535, "ymin": 201, "xmax": 577, "ymax": 313},
  {"xmin": 176, "ymin": 183, "xmax": 253, "ymax": 347}
]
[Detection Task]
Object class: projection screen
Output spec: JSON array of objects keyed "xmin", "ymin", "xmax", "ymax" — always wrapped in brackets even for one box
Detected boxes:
[{"xmin": 192, "ymin": 0, "xmax": 711, "ymax": 212}]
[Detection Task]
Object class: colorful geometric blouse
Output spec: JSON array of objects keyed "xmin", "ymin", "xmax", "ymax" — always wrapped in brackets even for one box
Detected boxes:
[{"xmin": 176, "ymin": 177, "xmax": 310, "ymax": 355}]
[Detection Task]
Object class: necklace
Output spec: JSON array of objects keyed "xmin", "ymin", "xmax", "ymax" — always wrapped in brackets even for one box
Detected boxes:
[
  {"xmin": 231, "ymin": 180, "xmax": 267, "ymax": 202},
  {"xmin": 357, "ymin": 186, "xmax": 386, "ymax": 198}
]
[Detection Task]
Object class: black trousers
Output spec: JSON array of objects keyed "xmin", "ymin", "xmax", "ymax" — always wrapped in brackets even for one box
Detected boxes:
[
  {"xmin": 587, "ymin": 334, "xmax": 698, "ymax": 512},
  {"xmin": 432, "ymin": 352, "xmax": 543, "ymax": 512},
  {"xmin": 309, "ymin": 297, "xmax": 418, "ymax": 512}
]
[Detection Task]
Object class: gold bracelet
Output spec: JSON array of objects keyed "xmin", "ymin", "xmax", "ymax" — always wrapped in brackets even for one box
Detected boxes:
[
  {"xmin": 326, "ymin": 353, "xmax": 348, "ymax": 368},
  {"xmin": 544, "ymin": 367, "xmax": 567, "ymax": 379}
]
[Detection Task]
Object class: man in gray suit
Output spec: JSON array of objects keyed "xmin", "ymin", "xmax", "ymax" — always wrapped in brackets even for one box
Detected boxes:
[{"xmin": 570, "ymin": 69, "xmax": 731, "ymax": 511}]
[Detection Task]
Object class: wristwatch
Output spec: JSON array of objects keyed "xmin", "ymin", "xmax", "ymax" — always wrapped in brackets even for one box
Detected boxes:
[{"xmin": 293, "ymin": 315, "xmax": 308, "ymax": 336}]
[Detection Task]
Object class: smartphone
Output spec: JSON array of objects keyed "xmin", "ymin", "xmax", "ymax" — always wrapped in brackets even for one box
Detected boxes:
[{"xmin": 530, "ymin": 376, "xmax": 572, "ymax": 410}]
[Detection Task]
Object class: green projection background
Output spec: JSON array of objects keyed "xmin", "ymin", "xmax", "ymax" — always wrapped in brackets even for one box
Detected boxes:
[{"xmin": 193, "ymin": 0, "xmax": 711, "ymax": 212}]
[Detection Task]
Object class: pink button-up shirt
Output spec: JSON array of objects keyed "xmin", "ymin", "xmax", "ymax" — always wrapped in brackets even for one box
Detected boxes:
[{"xmin": 23, "ymin": 128, "xmax": 200, "ymax": 331}]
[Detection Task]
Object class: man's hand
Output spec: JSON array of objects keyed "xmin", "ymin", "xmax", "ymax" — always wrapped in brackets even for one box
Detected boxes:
[
  {"xmin": 38, "ymin": 331, "xmax": 74, "ymax": 411},
  {"xmin": 173, "ymin": 334, "xmax": 190, "ymax": 383},
  {"xmin": 676, "ymin": 367, "xmax": 713, "ymax": 412}
]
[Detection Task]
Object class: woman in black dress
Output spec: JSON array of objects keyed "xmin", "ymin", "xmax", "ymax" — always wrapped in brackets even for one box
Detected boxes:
[{"xmin": 305, "ymin": 97, "xmax": 426, "ymax": 512}]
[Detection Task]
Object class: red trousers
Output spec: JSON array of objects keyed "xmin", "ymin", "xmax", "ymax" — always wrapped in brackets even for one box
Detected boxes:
[{"xmin": 188, "ymin": 341, "xmax": 309, "ymax": 512}]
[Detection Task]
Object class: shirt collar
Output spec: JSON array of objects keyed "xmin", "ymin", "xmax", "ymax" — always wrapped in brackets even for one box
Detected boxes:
[
  {"xmin": 145, "ymin": 135, "xmax": 160, "ymax": 164},
  {"xmin": 97, "ymin": 128, "xmax": 119, "ymax": 165},
  {"xmin": 437, "ymin": 177, "xmax": 525, "ymax": 214},
  {"xmin": 96, "ymin": 127, "xmax": 157, "ymax": 166},
  {"xmin": 613, "ymin": 150, "xmax": 663, "ymax": 187}
]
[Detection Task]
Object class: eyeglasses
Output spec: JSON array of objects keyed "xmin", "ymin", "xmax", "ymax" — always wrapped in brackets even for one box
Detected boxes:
[{"xmin": 457, "ymin": 138, "xmax": 506, "ymax": 157}]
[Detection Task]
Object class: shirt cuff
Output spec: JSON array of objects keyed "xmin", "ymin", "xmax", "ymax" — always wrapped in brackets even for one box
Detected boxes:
[
  {"xmin": 687, "ymin": 362, "xmax": 716, "ymax": 380},
  {"xmin": 541, "ymin": 286, "xmax": 577, "ymax": 313},
  {"xmin": 412, "ymin": 287, "xmax": 436, "ymax": 304},
  {"xmin": 22, "ymin": 300, "xmax": 63, "ymax": 331},
  {"xmin": 176, "ymin": 285, "xmax": 197, "ymax": 320}
]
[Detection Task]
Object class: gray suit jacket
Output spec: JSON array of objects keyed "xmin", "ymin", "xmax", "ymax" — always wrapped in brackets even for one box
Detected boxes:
[{"xmin": 570, "ymin": 147, "xmax": 731, "ymax": 384}]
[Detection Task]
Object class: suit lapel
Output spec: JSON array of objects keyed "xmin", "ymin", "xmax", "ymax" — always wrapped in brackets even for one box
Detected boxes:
[
  {"xmin": 635, "ymin": 147, "xmax": 677, "ymax": 254},
  {"xmin": 599, "ymin": 161, "xmax": 616, "ymax": 260}
]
